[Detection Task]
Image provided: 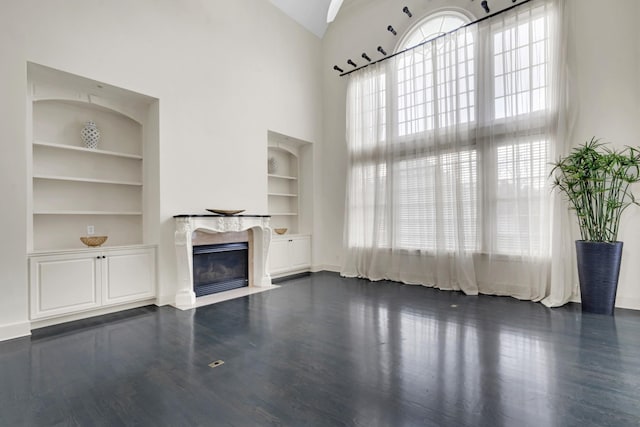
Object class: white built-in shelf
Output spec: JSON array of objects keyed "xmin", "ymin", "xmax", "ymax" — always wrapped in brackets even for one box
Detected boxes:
[
  {"xmin": 267, "ymin": 131, "xmax": 312, "ymax": 276},
  {"xmin": 268, "ymin": 144, "xmax": 300, "ymax": 232},
  {"xmin": 268, "ymin": 193, "xmax": 298, "ymax": 197},
  {"xmin": 34, "ymin": 210, "xmax": 142, "ymax": 215},
  {"xmin": 33, "ymin": 175, "xmax": 143, "ymax": 186},
  {"xmin": 268, "ymin": 174, "xmax": 298, "ymax": 180},
  {"xmin": 28, "ymin": 63, "xmax": 155, "ymax": 254},
  {"xmin": 33, "ymin": 141, "xmax": 143, "ymax": 160}
]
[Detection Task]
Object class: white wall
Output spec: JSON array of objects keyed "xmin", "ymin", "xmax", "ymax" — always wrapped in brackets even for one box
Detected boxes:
[
  {"xmin": 0, "ymin": 0, "xmax": 322, "ymax": 339},
  {"xmin": 320, "ymin": 0, "xmax": 640, "ymax": 309},
  {"xmin": 571, "ymin": 0, "xmax": 640, "ymax": 309}
]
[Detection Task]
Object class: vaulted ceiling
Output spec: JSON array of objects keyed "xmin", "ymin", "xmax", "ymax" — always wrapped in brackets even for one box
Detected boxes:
[
  {"xmin": 268, "ymin": 0, "xmax": 408, "ymax": 38},
  {"xmin": 269, "ymin": 0, "xmax": 371, "ymax": 38},
  {"xmin": 269, "ymin": 0, "xmax": 333, "ymax": 38}
]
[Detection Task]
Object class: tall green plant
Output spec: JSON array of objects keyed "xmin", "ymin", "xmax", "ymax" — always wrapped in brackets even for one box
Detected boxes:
[{"xmin": 551, "ymin": 137, "xmax": 640, "ymax": 242}]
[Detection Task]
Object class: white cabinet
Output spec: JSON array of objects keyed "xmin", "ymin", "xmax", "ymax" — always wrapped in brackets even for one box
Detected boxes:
[
  {"xmin": 269, "ymin": 235, "xmax": 311, "ymax": 277},
  {"xmin": 30, "ymin": 247, "xmax": 156, "ymax": 320},
  {"xmin": 29, "ymin": 253, "xmax": 101, "ymax": 319},
  {"xmin": 102, "ymin": 248, "xmax": 156, "ymax": 305},
  {"xmin": 289, "ymin": 236, "xmax": 312, "ymax": 270},
  {"xmin": 269, "ymin": 239, "xmax": 292, "ymax": 273}
]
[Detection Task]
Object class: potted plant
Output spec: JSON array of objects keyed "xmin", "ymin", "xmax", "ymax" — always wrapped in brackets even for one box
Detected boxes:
[{"xmin": 551, "ymin": 137, "xmax": 640, "ymax": 315}]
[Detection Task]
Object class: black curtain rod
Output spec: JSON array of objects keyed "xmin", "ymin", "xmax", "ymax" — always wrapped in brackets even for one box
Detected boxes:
[{"xmin": 340, "ymin": 0, "xmax": 534, "ymax": 77}]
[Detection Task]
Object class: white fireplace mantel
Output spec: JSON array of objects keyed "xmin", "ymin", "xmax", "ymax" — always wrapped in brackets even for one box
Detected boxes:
[{"xmin": 173, "ymin": 215, "xmax": 272, "ymax": 309}]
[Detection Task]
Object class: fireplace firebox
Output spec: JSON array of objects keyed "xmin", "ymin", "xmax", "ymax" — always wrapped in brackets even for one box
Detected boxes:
[{"xmin": 192, "ymin": 242, "xmax": 249, "ymax": 296}]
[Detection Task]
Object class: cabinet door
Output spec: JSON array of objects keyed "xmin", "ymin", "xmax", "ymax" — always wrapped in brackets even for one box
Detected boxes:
[
  {"xmin": 289, "ymin": 236, "xmax": 311, "ymax": 270},
  {"xmin": 103, "ymin": 248, "xmax": 155, "ymax": 305},
  {"xmin": 30, "ymin": 253, "xmax": 101, "ymax": 319},
  {"xmin": 269, "ymin": 238, "xmax": 291, "ymax": 274}
]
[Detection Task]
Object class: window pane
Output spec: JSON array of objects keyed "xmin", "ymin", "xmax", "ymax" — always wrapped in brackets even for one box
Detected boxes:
[
  {"xmin": 495, "ymin": 76, "xmax": 505, "ymax": 97},
  {"xmin": 517, "ymin": 23, "xmax": 529, "ymax": 47},
  {"xmin": 495, "ymin": 97, "xmax": 505, "ymax": 119},
  {"xmin": 533, "ymin": 41, "xmax": 546, "ymax": 65},
  {"xmin": 532, "ymin": 17, "xmax": 545, "ymax": 42},
  {"xmin": 495, "ymin": 54, "xmax": 504, "ymax": 76},
  {"xmin": 517, "ymin": 69, "xmax": 530, "ymax": 92},
  {"xmin": 494, "ymin": 33, "xmax": 503, "ymax": 53},
  {"xmin": 517, "ymin": 46, "xmax": 530, "ymax": 69},
  {"xmin": 493, "ymin": 16, "xmax": 548, "ymax": 120},
  {"xmin": 532, "ymin": 88, "xmax": 545, "ymax": 111},
  {"xmin": 532, "ymin": 64, "xmax": 545, "ymax": 88}
]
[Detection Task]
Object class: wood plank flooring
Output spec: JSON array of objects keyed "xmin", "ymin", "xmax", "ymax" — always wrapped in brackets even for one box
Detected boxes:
[{"xmin": 1, "ymin": 271, "xmax": 640, "ymax": 426}]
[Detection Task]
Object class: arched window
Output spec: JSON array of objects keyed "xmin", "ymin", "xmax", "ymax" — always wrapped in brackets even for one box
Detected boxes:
[
  {"xmin": 398, "ymin": 11, "xmax": 470, "ymax": 51},
  {"xmin": 396, "ymin": 11, "xmax": 474, "ymax": 137}
]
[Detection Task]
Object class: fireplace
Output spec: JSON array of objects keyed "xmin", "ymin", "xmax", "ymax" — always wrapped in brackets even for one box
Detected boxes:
[
  {"xmin": 174, "ymin": 215, "xmax": 272, "ymax": 309},
  {"xmin": 192, "ymin": 242, "xmax": 249, "ymax": 296}
]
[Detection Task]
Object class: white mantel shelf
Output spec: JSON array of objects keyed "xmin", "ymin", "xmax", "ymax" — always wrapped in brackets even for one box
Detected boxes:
[{"xmin": 173, "ymin": 214, "xmax": 272, "ymax": 310}]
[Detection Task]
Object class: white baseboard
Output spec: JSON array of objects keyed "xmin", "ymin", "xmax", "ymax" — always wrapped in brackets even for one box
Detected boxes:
[
  {"xmin": 615, "ymin": 297, "xmax": 640, "ymax": 311},
  {"xmin": 155, "ymin": 294, "xmax": 175, "ymax": 306},
  {"xmin": 30, "ymin": 299, "xmax": 155, "ymax": 330},
  {"xmin": 0, "ymin": 321, "xmax": 31, "ymax": 342},
  {"xmin": 271, "ymin": 268, "xmax": 311, "ymax": 280},
  {"xmin": 311, "ymin": 264, "xmax": 340, "ymax": 273}
]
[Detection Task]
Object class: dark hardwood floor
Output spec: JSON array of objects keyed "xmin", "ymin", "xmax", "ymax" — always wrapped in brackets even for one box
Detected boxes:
[{"xmin": 1, "ymin": 272, "xmax": 640, "ymax": 426}]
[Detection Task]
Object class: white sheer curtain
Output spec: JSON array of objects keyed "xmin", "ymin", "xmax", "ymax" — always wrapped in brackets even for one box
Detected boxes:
[{"xmin": 342, "ymin": 0, "xmax": 573, "ymax": 304}]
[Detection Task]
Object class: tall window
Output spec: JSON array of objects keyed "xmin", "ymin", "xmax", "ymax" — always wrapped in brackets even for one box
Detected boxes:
[
  {"xmin": 345, "ymin": 2, "xmax": 555, "ymax": 259},
  {"xmin": 489, "ymin": 12, "xmax": 550, "ymax": 255}
]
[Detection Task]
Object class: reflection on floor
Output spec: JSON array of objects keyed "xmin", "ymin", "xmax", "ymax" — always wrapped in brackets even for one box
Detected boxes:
[{"xmin": 1, "ymin": 272, "xmax": 640, "ymax": 426}]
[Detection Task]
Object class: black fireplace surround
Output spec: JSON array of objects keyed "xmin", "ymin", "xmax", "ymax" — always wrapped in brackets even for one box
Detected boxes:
[{"xmin": 192, "ymin": 242, "xmax": 249, "ymax": 296}]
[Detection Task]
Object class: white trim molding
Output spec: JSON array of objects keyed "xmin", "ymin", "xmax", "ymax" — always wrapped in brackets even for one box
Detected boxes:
[{"xmin": 311, "ymin": 264, "xmax": 341, "ymax": 273}]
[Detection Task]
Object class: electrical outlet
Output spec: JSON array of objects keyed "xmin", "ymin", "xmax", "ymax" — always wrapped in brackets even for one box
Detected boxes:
[{"xmin": 87, "ymin": 225, "xmax": 95, "ymax": 235}]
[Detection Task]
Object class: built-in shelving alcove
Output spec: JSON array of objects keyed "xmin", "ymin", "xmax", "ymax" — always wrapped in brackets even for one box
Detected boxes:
[
  {"xmin": 266, "ymin": 130, "xmax": 313, "ymax": 277},
  {"xmin": 26, "ymin": 63, "xmax": 161, "ymax": 326},
  {"xmin": 27, "ymin": 63, "xmax": 159, "ymax": 252}
]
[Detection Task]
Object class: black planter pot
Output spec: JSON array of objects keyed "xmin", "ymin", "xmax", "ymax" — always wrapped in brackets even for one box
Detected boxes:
[{"xmin": 575, "ymin": 240, "xmax": 623, "ymax": 315}]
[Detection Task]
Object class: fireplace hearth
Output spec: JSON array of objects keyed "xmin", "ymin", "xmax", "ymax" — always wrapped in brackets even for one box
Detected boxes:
[{"xmin": 192, "ymin": 242, "xmax": 249, "ymax": 296}]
